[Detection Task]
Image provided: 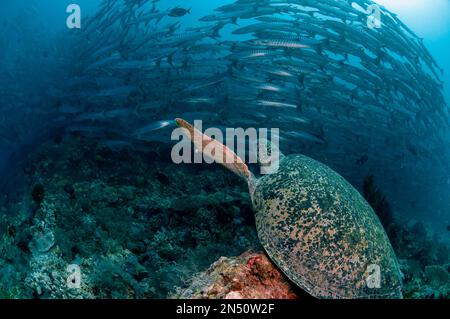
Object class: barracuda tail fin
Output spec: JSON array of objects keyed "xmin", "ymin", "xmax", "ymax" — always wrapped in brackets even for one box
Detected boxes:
[{"xmin": 175, "ymin": 118, "xmax": 252, "ymax": 182}]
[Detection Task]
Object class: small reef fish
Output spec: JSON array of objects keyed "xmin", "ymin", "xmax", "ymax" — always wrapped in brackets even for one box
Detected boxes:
[
  {"xmin": 356, "ymin": 154, "xmax": 369, "ymax": 167},
  {"xmin": 169, "ymin": 7, "xmax": 191, "ymax": 18}
]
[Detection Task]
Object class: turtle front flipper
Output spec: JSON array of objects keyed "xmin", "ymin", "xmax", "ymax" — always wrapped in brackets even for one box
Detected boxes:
[{"xmin": 175, "ymin": 118, "xmax": 253, "ymax": 182}]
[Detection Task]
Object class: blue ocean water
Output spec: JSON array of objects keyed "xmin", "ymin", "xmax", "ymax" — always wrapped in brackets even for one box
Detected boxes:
[
  {"xmin": 0, "ymin": 0, "xmax": 449, "ymax": 299},
  {"xmin": 377, "ymin": 0, "xmax": 450, "ymax": 107},
  {"xmin": 374, "ymin": 0, "xmax": 450, "ymax": 238}
]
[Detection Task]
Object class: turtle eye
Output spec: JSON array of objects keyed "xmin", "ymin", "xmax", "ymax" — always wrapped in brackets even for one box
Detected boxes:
[{"xmin": 252, "ymin": 192, "xmax": 261, "ymax": 208}]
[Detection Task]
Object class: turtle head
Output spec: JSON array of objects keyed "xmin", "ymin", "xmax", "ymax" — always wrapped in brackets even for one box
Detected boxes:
[{"xmin": 257, "ymin": 138, "xmax": 284, "ymax": 176}]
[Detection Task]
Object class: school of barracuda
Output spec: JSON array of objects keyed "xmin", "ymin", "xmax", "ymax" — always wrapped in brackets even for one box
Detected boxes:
[{"xmin": 0, "ymin": 0, "xmax": 449, "ymax": 213}]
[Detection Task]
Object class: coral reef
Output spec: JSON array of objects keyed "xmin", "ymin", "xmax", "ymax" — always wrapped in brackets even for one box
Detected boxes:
[
  {"xmin": 173, "ymin": 251, "xmax": 298, "ymax": 299},
  {"xmin": 363, "ymin": 175, "xmax": 395, "ymax": 230},
  {"xmin": 0, "ymin": 136, "xmax": 258, "ymax": 298},
  {"xmin": 363, "ymin": 175, "xmax": 450, "ymax": 299},
  {"xmin": 0, "ymin": 137, "xmax": 448, "ymax": 299}
]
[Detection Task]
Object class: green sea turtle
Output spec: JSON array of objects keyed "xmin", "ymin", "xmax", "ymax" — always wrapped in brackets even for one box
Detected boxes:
[{"xmin": 175, "ymin": 118, "xmax": 403, "ymax": 299}]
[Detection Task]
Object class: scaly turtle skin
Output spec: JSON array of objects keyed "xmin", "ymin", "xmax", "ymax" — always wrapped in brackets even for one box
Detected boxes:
[
  {"xmin": 175, "ymin": 118, "xmax": 403, "ymax": 299},
  {"xmin": 252, "ymin": 155, "xmax": 402, "ymax": 298}
]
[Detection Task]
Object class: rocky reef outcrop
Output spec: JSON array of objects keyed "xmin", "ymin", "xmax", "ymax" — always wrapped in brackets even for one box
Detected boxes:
[
  {"xmin": 173, "ymin": 251, "xmax": 298, "ymax": 299},
  {"xmin": 0, "ymin": 137, "xmax": 449, "ymax": 299}
]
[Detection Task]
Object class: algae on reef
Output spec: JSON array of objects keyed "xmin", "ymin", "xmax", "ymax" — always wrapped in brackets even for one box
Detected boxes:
[
  {"xmin": 0, "ymin": 136, "xmax": 449, "ymax": 299},
  {"xmin": 0, "ymin": 136, "xmax": 259, "ymax": 298}
]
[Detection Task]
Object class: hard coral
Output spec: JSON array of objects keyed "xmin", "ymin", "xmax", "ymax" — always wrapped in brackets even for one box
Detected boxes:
[{"xmin": 173, "ymin": 251, "xmax": 298, "ymax": 299}]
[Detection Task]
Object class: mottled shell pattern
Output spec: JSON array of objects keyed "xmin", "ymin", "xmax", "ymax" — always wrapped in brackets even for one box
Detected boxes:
[{"xmin": 252, "ymin": 154, "xmax": 403, "ymax": 298}]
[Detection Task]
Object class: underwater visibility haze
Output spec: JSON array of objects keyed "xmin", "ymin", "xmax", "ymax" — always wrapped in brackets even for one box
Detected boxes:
[{"xmin": 0, "ymin": 0, "xmax": 449, "ymax": 299}]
